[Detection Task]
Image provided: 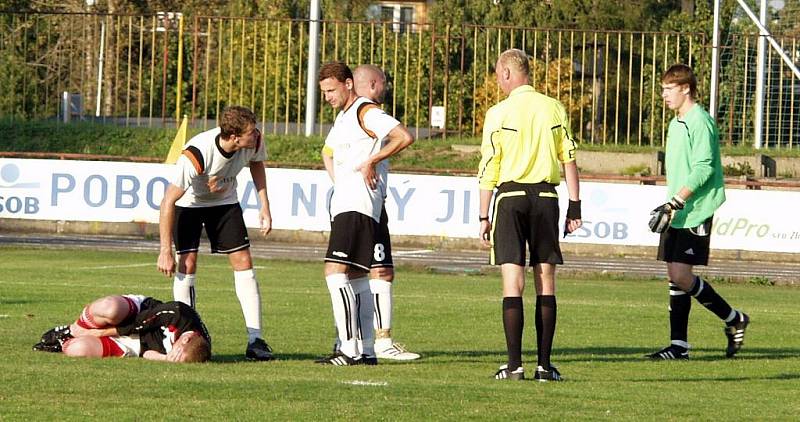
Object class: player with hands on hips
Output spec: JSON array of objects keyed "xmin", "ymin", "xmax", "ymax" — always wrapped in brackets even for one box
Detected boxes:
[{"xmin": 316, "ymin": 62, "xmax": 414, "ymax": 365}]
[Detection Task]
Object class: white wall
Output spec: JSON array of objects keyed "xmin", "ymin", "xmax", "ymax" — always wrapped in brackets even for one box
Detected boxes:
[{"xmin": 1, "ymin": 158, "xmax": 797, "ymax": 253}]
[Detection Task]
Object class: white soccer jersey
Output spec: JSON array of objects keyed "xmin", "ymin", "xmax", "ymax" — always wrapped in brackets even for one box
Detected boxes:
[
  {"xmin": 324, "ymin": 97, "xmax": 400, "ymax": 222},
  {"xmin": 173, "ymin": 127, "xmax": 267, "ymax": 208}
]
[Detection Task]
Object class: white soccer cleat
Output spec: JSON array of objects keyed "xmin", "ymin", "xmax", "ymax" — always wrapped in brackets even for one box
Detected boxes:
[{"xmin": 375, "ymin": 342, "xmax": 420, "ymax": 361}]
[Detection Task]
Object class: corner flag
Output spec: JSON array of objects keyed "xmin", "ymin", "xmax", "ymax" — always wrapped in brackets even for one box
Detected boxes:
[{"xmin": 165, "ymin": 115, "xmax": 188, "ymax": 164}]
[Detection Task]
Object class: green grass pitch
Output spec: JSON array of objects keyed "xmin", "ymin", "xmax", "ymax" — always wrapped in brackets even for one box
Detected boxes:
[{"xmin": 1, "ymin": 247, "xmax": 799, "ymax": 419}]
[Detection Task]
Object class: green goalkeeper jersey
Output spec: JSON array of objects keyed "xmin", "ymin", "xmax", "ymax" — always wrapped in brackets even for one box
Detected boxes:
[{"xmin": 664, "ymin": 103, "xmax": 726, "ymax": 228}]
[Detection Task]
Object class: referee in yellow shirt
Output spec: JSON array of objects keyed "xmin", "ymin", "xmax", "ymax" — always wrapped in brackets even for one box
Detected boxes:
[{"xmin": 478, "ymin": 48, "xmax": 582, "ymax": 382}]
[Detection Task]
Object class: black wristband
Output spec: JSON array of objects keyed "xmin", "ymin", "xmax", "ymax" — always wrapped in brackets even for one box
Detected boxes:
[
  {"xmin": 566, "ymin": 200, "xmax": 581, "ymax": 220},
  {"xmin": 479, "ymin": 216, "xmax": 489, "ymax": 222}
]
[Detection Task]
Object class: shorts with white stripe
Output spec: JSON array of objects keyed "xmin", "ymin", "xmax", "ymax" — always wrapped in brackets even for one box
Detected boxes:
[{"xmin": 490, "ymin": 182, "xmax": 563, "ymax": 266}]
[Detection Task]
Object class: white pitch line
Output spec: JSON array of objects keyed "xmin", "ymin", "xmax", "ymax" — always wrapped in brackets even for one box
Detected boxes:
[
  {"xmin": 394, "ymin": 249, "xmax": 434, "ymax": 256},
  {"xmin": 75, "ymin": 264, "xmax": 266, "ymax": 270},
  {"xmin": 76, "ymin": 263, "xmax": 153, "ymax": 270},
  {"xmin": 341, "ymin": 380, "xmax": 388, "ymax": 386}
]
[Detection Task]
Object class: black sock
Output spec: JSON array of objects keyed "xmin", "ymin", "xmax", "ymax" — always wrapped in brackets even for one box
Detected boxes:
[
  {"xmin": 669, "ymin": 282, "xmax": 691, "ymax": 344},
  {"xmin": 502, "ymin": 297, "xmax": 524, "ymax": 371},
  {"xmin": 535, "ymin": 295, "xmax": 557, "ymax": 369},
  {"xmin": 688, "ymin": 276, "xmax": 735, "ymax": 324}
]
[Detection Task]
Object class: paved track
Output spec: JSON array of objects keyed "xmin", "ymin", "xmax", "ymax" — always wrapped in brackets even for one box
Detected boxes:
[{"xmin": 2, "ymin": 234, "xmax": 797, "ymax": 284}]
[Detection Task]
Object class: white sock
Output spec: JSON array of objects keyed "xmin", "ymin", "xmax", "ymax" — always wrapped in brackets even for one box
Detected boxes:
[
  {"xmin": 670, "ymin": 340, "xmax": 691, "ymax": 349},
  {"xmin": 351, "ymin": 276, "xmax": 375, "ymax": 357},
  {"xmin": 370, "ymin": 279, "xmax": 393, "ymax": 349},
  {"xmin": 173, "ymin": 273, "xmax": 196, "ymax": 307},
  {"xmin": 326, "ymin": 273, "xmax": 358, "ymax": 358},
  {"xmin": 234, "ymin": 269, "xmax": 262, "ymax": 343}
]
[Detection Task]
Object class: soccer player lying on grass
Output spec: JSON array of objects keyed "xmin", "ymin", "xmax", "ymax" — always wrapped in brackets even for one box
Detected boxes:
[{"xmin": 33, "ymin": 294, "xmax": 211, "ymax": 363}]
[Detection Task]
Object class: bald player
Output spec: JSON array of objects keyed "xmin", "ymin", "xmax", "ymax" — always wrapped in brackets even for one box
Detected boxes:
[{"xmin": 348, "ymin": 64, "xmax": 420, "ymax": 361}]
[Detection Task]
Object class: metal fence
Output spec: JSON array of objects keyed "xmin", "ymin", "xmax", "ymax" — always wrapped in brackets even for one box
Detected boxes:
[{"xmin": 0, "ymin": 11, "xmax": 797, "ymax": 147}]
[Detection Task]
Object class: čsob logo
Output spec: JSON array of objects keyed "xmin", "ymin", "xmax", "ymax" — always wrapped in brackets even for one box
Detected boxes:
[
  {"xmin": 0, "ymin": 162, "xmax": 41, "ymax": 214},
  {"xmin": 1, "ymin": 163, "xmax": 40, "ymax": 188}
]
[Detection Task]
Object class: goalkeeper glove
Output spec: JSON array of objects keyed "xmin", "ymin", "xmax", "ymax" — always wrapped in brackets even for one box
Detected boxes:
[{"xmin": 648, "ymin": 195, "xmax": 685, "ymax": 233}]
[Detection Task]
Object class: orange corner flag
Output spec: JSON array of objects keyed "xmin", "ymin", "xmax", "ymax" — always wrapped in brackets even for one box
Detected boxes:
[{"xmin": 165, "ymin": 115, "xmax": 189, "ymax": 164}]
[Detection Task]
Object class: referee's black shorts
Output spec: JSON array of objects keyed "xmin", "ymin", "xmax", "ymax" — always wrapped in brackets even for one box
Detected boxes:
[{"xmin": 490, "ymin": 181, "xmax": 563, "ymax": 266}]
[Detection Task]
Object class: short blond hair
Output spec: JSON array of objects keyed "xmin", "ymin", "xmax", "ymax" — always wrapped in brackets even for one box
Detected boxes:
[
  {"xmin": 181, "ymin": 335, "xmax": 211, "ymax": 363},
  {"xmin": 498, "ymin": 49, "xmax": 530, "ymax": 77}
]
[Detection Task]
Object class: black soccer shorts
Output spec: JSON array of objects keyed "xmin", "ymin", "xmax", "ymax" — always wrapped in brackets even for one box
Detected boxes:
[
  {"xmin": 657, "ymin": 217, "xmax": 713, "ymax": 266},
  {"xmin": 370, "ymin": 206, "xmax": 394, "ymax": 268},
  {"xmin": 174, "ymin": 203, "xmax": 250, "ymax": 254},
  {"xmin": 325, "ymin": 211, "xmax": 384, "ymax": 271}
]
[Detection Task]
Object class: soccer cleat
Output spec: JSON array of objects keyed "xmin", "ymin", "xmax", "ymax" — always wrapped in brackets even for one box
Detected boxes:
[
  {"xmin": 647, "ymin": 344, "xmax": 689, "ymax": 360},
  {"xmin": 245, "ymin": 338, "xmax": 275, "ymax": 361},
  {"xmin": 360, "ymin": 355, "xmax": 379, "ymax": 365},
  {"xmin": 375, "ymin": 343, "xmax": 420, "ymax": 361},
  {"xmin": 494, "ymin": 364, "xmax": 525, "ymax": 380},
  {"xmin": 34, "ymin": 324, "xmax": 73, "ymax": 353},
  {"xmin": 33, "ymin": 340, "xmax": 63, "ymax": 353},
  {"xmin": 534, "ymin": 365, "xmax": 563, "ymax": 382},
  {"xmin": 315, "ymin": 351, "xmax": 360, "ymax": 366},
  {"xmin": 40, "ymin": 324, "xmax": 73, "ymax": 344},
  {"xmin": 725, "ymin": 312, "xmax": 750, "ymax": 358}
]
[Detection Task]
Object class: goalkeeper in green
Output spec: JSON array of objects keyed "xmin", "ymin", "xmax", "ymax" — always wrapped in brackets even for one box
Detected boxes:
[{"xmin": 647, "ymin": 64, "xmax": 749, "ymax": 360}]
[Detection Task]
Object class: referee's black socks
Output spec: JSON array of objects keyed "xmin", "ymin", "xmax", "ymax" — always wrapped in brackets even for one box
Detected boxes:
[
  {"xmin": 535, "ymin": 295, "xmax": 557, "ymax": 370},
  {"xmin": 502, "ymin": 297, "xmax": 524, "ymax": 371}
]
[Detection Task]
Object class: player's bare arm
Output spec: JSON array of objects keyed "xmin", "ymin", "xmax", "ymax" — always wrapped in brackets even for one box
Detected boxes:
[
  {"xmin": 249, "ymin": 161, "xmax": 272, "ymax": 236},
  {"xmin": 142, "ymin": 350, "xmax": 169, "ymax": 361},
  {"xmin": 157, "ymin": 184, "xmax": 186, "ymax": 277},
  {"xmin": 478, "ymin": 189, "xmax": 493, "ymax": 247},
  {"xmin": 357, "ymin": 124, "xmax": 414, "ymax": 190},
  {"xmin": 322, "ymin": 149, "xmax": 335, "ymax": 182}
]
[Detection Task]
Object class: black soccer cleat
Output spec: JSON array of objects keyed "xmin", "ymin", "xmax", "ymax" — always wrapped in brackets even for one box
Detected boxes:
[
  {"xmin": 647, "ymin": 344, "xmax": 689, "ymax": 360},
  {"xmin": 245, "ymin": 338, "xmax": 275, "ymax": 361},
  {"xmin": 33, "ymin": 340, "xmax": 63, "ymax": 353},
  {"xmin": 314, "ymin": 351, "xmax": 360, "ymax": 366},
  {"xmin": 40, "ymin": 324, "xmax": 73, "ymax": 344},
  {"xmin": 360, "ymin": 355, "xmax": 378, "ymax": 365},
  {"xmin": 534, "ymin": 365, "xmax": 563, "ymax": 382},
  {"xmin": 494, "ymin": 364, "xmax": 525, "ymax": 380},
  {"xmin": 725, "ymin": 312, "xmax": 750, "ymax": 358}
]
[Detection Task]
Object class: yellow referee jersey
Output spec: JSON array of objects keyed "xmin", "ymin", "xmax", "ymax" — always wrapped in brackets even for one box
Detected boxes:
[{"xmin": 478, "ymin": 85, "xmax": 577, "ymax": 190}]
